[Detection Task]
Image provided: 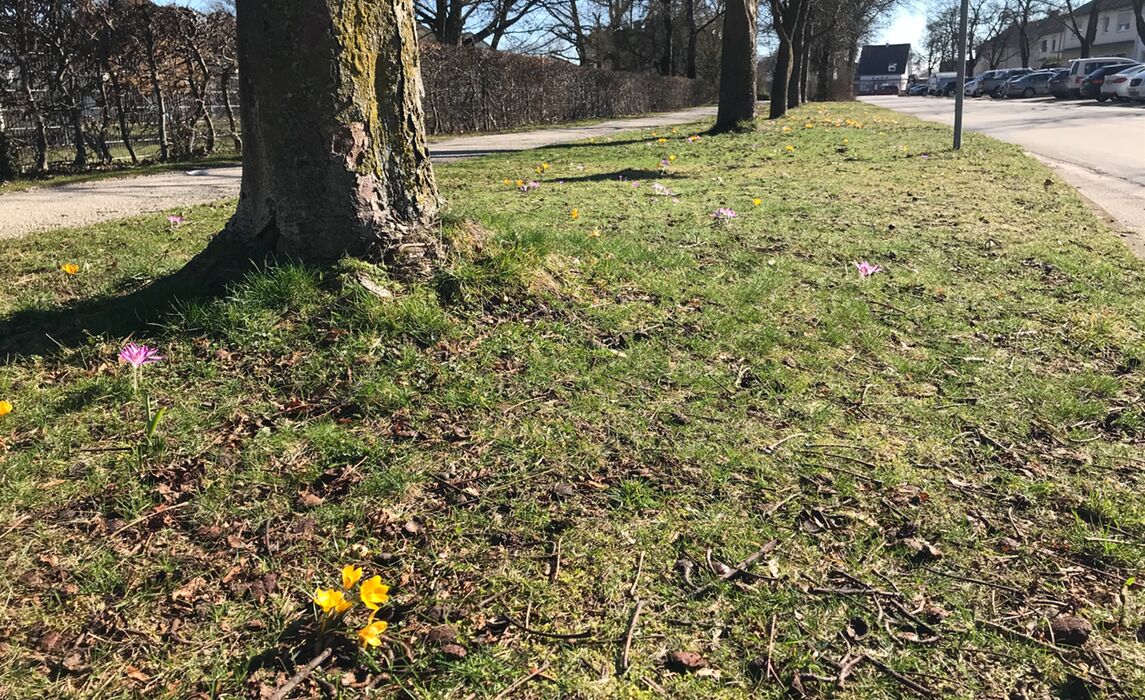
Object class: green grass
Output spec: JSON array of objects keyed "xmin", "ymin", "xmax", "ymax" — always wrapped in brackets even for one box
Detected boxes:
[{"xmin": 1, "ymin": 103, "xmax": 1143, "ymax": 699}]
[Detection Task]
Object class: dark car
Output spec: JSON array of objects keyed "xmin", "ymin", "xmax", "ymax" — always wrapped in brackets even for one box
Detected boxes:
[
  {"xmin": 875, "ymin": 83, "xmax": 900, "ymax": 95},
  {"xmin": 907, "ymin": 83, "xmax": 929, "ymax": 96},
  {"xmin": 978, "ymin": 68, "xmax": 1034, "ymax": 97},
  {"xmin": 937, "ymin": 78, "xmax": 958, "ymax": 96},
  {"xmin": 1003, "ymin": 71, "xmax": 1054, "ymax": 97},
  {"xmin": 1080, "ymin": 64, "xmax": 1134, "ymax": 100},
  {"xmin": 1048, "ymin": 68, "xmax": 1072, "ymax": 98}
]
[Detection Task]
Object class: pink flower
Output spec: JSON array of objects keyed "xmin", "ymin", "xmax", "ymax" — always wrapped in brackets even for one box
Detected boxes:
[
  {"xmin": 631, "ymin": 181, "xmax": 641, "ymax": 188},
  {"xmin": 167, "ymin": 215, "xmax": 185, "ymax": 225},
  {"xmin": 711, "ymin": 208, "xmax": 737, "ymax": 220},
  {"xmin": 518, "ymin": 181, "xmax": 540, "ymax": 192},
  {"xmin": 118, "ymin": 342, "xmax": 163, "ymax": 368},
  {"xmin": 854, "ymin": 261, "xmax": 883, "ymax": 279}
]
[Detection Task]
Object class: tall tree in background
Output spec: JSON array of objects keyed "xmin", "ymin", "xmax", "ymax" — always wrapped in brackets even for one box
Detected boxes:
[
  {"xmin": 766, "ymin": 0, "xmax": 804, "ymax": 118},
  {"xmin": 229, "ymin": 0, "xmax": 440, "ymax": 268},
  {"xmin": 713, "ymin": 0, "xmax": 755, "ymax": 130},
  {"xmin": 1134, "ymin": 0, "xmax": 1145, "ymax": 48},
  {"xmin": 1056, "ymin": 0, "xmax": 1101, "ymax": 58}
]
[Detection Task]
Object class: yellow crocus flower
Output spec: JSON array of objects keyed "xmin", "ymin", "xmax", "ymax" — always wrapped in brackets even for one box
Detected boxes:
[
  {"xmin": 358, "ymin": 620, "xmax": 388, "ymax": 648},
  {"xmin": 313, "ymin": 588, "xmax": 352, "ymax": 616},
  {"xmin": 341, "ymin": 564, "xmax": 363, "ymax": 590},
  {"xmin": 0, "ymin": 400, "xmax": 12, "ymax": 416},
  {"xmin": 360, "ymin": 576, "xmax": 390, "ymax": 611},
  {"xmin": 60, "ymin": 263, "xmax": 79, "ymax": 275},
  {"xmin": 570, "ymin": 208, "xmax": 579, "ymax": 220}
]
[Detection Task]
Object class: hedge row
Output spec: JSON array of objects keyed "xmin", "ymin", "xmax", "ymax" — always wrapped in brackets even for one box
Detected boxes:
[{"xmin": 421, "ymin": 45, "xmax": 714, "ymax": 135}]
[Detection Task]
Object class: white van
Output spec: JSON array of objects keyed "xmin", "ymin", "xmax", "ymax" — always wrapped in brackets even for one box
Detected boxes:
[
  {"xmin": 927, "ymin": 71, "xmax": 957, "ymax": 95},
  {"xmin": 1067, "ymin": 57, "xmax": 1139, "ymax": 96}
]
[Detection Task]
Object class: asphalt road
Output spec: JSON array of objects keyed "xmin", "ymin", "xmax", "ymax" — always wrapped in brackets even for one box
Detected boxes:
[
  {"xmin": 861, "ymin": 95, "xmax": 1145, "ymax": 257},
  {"xmin": 0, "ymin": 106, "xmax": 716, "ymax": 239}
]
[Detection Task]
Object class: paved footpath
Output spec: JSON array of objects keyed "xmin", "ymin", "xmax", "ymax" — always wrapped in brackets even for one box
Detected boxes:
[{"xmin": 0, "ymin": 106, "xmax": 716, "ymax": 240}]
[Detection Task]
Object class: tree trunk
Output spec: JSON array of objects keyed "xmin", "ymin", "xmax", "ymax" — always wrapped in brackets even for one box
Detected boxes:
[
  {"xmin": 714, "ymin": 0, "xmax": 756, "ymax": 131},
  {"xmin": 108, "ymin": 70, "xmax": 138, "ymax": 164},
  {"xmin": 143, "ymin": 23, "xmax": 170, "ymax": 162},
  {"xmin": 220, "ymin": 67, "xmax": 243, "ymax": 154},
  {"xmin": 1082, "ymin": 0, "xmax": 1101, "ymax": 59},
  {"xmin": 659, "ymin": 0, "xmax": 674, "ymax": 76},
  {"xmin": 770, "ymin": 35, "xmax": 791, "ymax": 118},
  {"xmin": 1134, "ymin": 0, "xmax": 1145, "ymax": 48},
  {"xmin": 229, "ymin": 0, "xmax": 440, "ymax": 268},
  {"xmin": 787, "ymin": 0, "xmax": 808, "ymax": 109},
  {"xmin": 799, "ymin": 38, "xmax": 810, "ymax": 103},
  {"xmin": 17, "ymin": 58, "xmax": 49, "ymax": 173},
  {"xmin": 685, "ymin": 0, "xmax": 697, "ymax": 78}
]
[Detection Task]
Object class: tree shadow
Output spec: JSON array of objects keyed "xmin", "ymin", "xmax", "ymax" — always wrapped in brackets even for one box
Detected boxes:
[
  {"xmin": 553, "ymin": 168, "xmax": 685, "ymax": 184},
  {"xmin": 0, "ymin": 236, "xmax": 270, "ymax": 362},
  {"xmin": 530, "ymin": 137, "xmax": 655, "ymax": 151}
]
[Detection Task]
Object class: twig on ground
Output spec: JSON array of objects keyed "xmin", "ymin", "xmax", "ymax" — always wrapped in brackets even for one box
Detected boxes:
[
  {"xmin": 497, "ymin": 615, "xmax": 593, "ymax": 640},
  {"xmin": 619, "ymin": 599, "xmax": 643, "ymax": 674},
  {"xmin": 765, "ymin": 433, "xmax": 808, "ymax": 453},
  {"xmin": 766, "ymin": 614, "xmax": 780, "ymax": 683},
  {"xmin": 977, "ymin": 618, "xmax": 1114, "ymax": 684},
  {"xmin": 492, "ymin": 661, "xmax": 551, "ymax": 700},
  {"xmin": 548, "ymin": 537, "xmax": 562, "ymax": 584},
  {"xmin": 921, "ymin": 566, "xmax": 1022, "ymax": 594},
  {"xmin": 109, "ymin": 501, "xmax": 191, "ymax": 538},
  {"xmin": 865, "ymin": 656, "xmax": 937, "ymax": 697},
  {"xmin": 270, "ymin": 647, "xmax": 332, "ymax": 700},
  {"xmin": 761, "ymin": 492, "xmax": 799, "ymax": 518},
  {"xmin": 691, "ymin": 539, "xmax": 779, "ymax": 598},
  {"xmin": 629, "ymin": 551, "xmax": 645, "ymax": 598},
  {"xmin": 804, "ymin": 451, "xmax": 884, "ymax": 485}
]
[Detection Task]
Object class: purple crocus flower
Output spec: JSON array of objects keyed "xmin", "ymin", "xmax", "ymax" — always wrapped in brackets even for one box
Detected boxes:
[
  {"xmin": 711, "ymin": 207, "xmax": 737, "ymax": 221},
  {"xmin": 119, "ymin": 343, "xmax": 163, "ymax": 368},
  {"xmin": 854, "ymin": 261, "xmax": 883, "ymax": 279},
  {"xmin": 167, "ymin": 215, "xmax": 185, "ymax": 225}
]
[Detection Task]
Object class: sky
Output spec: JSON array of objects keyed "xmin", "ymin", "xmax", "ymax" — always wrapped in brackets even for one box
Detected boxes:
[{"xmin": 875, "ymin": 6, "xmax": 930, "ymax": 52}]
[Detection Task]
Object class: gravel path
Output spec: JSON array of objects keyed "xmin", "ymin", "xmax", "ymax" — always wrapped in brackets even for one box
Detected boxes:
[{"xmin": 0, "ymin": 106, "xmax": 716, "ymax": 239}]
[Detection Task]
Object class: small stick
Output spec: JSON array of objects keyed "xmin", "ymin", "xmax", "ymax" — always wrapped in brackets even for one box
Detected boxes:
[
  {"xmin": 270, "ymin": 647, "xmax": 332, "ymax": 700},
  {"xmin": 765, "ymin": 614, "xmax": 779, "ymax": 683},
  {"xmin": 548, "ymin": 537, "xmax": 562, "ymax": 584},
  {"xmin": 761, "ymin": 492, "xmax": 799, "ymax": 518},
  {"xmin": 865, "ymin": 656, "xmax": 936, "ymax": 697},
  {"xmin": 620, "ymin": 599, "xmax": 643, "ymax": 673},
  {"xmin": 492, "ymin": 661, "xmax": 551, "ymax": 700},
  {"xmin": 497, "ymin": 615, "xmax": 593, "ymax": 640},
  {"xmin": 691, "ymin": 539, "xmax": 779, "ymax": 598},
  {"xmin": 765, "ymin": 433, "xmax": 808, "ymax": 453},
  {"xmin": 629, "ymin": 551, "xmax": 645, "ymax": 598},
  {"xmin": 977, "ymin": 619, "xmax": 1113, "ymax": 683},
  {"xmin": 806, "ymin": 452, "xmax": 884, "ymax": 485},
  {"xmin": 921, "ymin": 566, "xmax": 1022, "ymax": 594},
  {"xmin": 109, "ymin": 502, "xmax": 191, "ymax": 538}
]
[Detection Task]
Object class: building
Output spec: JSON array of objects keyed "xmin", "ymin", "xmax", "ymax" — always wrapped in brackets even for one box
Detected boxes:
[
  {"xmin": 978, "ymin": 1, "xmax": 1144, "ymax": 70},
  {"xmin": 853, "ymin": 43, "xmax": 911, "ymax": 94}
]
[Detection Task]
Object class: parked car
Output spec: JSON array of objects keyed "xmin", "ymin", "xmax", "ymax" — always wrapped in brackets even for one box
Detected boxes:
[
  {"xmin": 1080, "ymin": 63, "xmax": 1140, "ymax": 100},
  {"xmin": 907, "ymin": 83, "xmax": 929, "ymax": 96},
  {"xmin": 1003, "ymin": 71, "xmax": 1054, "ymax": 97},
  {"xmin": 978, "ymin": 68, "xmax": 1033, "ymax": 97},
  {"xmin": 1100, "ymin": 64, "xmax": 1145, "ymax": 100},
  {"xmin": 936, "ymin": 77, "xmax": 959, "ymax": 96},
  {"xmin": 875, "ymin": 83, "xmax": 900, "ymax": 95},
  {"xmin": 1048, "ymin": 69, "xmax": 1072, "ymax": 98},
  {"xmin": 1066, "ymin": 57, "xmax": 1138, "ymax": 97},
  {"xmin": 1128, "ymin": 74, "xmax": 1145, "ymax": 100},
  {"xmin": 927, "ymin": 71, "xmax": 957, "ymax": 95},
  {"xmin": 965, "ymin": 76, "xmax": 984, "ymax": 96}
]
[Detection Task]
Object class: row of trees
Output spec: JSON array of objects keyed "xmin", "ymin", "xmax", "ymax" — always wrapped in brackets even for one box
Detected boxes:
[
  {"xmin": 924, "ymin": 0, "xmax": 1145, "ymax": 74},
  {"xmin": 0, "ymin": 0, "xmax": 238, "ymax": 172}
]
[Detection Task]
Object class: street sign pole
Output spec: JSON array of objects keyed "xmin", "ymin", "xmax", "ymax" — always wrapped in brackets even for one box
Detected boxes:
[{"xmin": 953, "ymin": 0, "xmax": 970, "ymax": 149}]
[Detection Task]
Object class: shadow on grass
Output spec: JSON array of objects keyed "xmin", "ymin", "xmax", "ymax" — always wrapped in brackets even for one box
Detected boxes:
[
  {"xmin": 554, "ymin": 168, "xmax": 685, "ymax": 184},
  {"xmin": 0, "ymin": 236, "xmax": 270, "ymax": 362}
]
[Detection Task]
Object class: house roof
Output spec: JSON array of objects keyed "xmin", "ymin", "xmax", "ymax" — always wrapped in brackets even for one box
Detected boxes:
[{"xmin": 856, "ymin": 44, "xmax": 911, "ymax": 76}]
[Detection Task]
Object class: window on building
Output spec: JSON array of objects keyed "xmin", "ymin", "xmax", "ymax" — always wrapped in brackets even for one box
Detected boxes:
[
  {"xmin": 1041, "ymin": 39, "xmax": 1047, "ymax": 52},
  {"xmin": 1117, "ymin": 13, "xmax": 1131, "ymax": 31},
  {"xmin": 1052, "ymin": 39, "xmax": 1057, "ymax": 51},
  {"xmin": 888, "ymin": 63, "xmax": 897, "ymax": 73},
  {"xmin": 1101, "ymin": 16, "xmax": 1109, "ymax": 32}
]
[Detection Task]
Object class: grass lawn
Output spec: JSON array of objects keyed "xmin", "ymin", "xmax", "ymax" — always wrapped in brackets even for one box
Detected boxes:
[{"xmin": 1, "ymin": 102, "xmax": 1143, "ymax": 699}]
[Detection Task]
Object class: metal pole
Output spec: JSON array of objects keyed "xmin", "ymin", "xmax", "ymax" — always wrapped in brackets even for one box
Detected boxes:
[{"xmin": 953, "ymin": 0, "xmax": 970, "ymax": 149}]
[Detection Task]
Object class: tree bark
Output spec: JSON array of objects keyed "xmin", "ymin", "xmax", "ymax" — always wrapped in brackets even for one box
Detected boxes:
[
  {"xmin": 714, "ymin": 0, "xmax": 756, "ymax": 131},
  {"xmin": 229, "ymin": 0, "xmax": 440, "ymax": 268},
  {"xmin": 141, "ymin": 15, "xmax": 170, "ymax": 162},
  {"xmin": 685, "ymin": 0, "xmax": 697, "ymax": 78},
  {"xmin": 1134, "ymin": 0, "xmax": 1145, "ymax": 48},
  {"xmin": 771, "ymin": 35, "xmax": 791, "ymax": 118},
  {"xmin": 659, "ymin": 0, "xmax": 674, "ymax": 76},
  {"xmin": 1082, "ymin": 0, "xmax": 1102, "ymax": 59},
  {"xmin": 108, "ymin": 70, "xmax": 138, "ymax": 165},
  {"xmin": 787, "ymin": 0, "xmax": 808, "ymax": 109}
]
